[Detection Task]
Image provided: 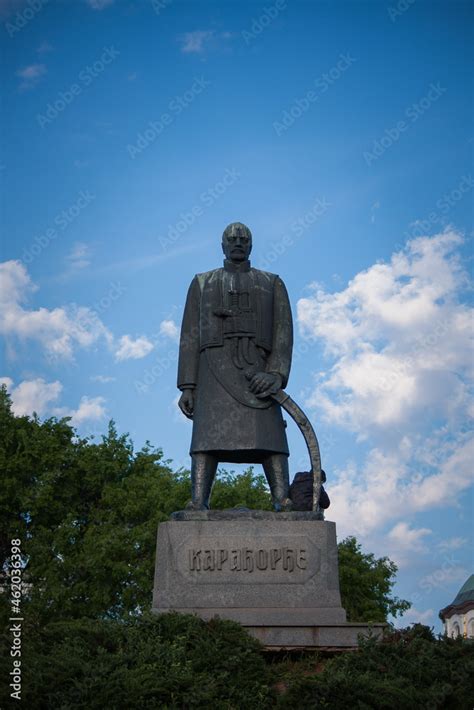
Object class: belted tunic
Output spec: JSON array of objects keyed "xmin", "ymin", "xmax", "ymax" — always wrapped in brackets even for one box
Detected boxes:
[{"xmin": 177, "ymin": 259, "xmax": 293, "ymax": 462}]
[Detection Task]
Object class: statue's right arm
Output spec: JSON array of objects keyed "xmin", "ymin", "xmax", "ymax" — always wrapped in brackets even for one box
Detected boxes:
[{"xmin": 177, "ymin": 276, "xmax": 201, "ymax": 417}]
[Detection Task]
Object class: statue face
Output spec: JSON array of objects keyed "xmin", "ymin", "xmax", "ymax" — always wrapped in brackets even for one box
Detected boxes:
[{"xmin": 222, "ymin": 223, "xmax": 252, "ymax": 262}]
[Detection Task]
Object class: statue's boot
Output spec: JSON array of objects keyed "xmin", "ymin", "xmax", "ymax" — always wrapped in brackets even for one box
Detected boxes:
[
  {"xmin": 187, "ymin": 453, "xmax": 218, "ymax": 510},
  {"xmin": 263, "ymin": 454, "xmax": 293, "ymax": 512}
]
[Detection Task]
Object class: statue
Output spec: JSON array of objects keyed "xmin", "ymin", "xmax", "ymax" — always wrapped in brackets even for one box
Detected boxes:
[{"xmin": 177, "ymin": 222, "xmax": 294, "ymax": 511}]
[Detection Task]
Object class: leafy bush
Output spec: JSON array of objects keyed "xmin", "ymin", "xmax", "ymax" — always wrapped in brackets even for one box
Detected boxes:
[
  {"xmin": 275, "ymin": 625, "xmax": 474, "ymax": 709},
  {"xmin": 338, "ymin": 537, "xmax": 410, "ymax": 622},
  {"xmin": 0, "ymin": 613, "xmax": 273, "ymax": 709}
]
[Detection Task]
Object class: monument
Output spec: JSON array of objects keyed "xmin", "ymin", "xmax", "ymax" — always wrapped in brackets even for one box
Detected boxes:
[{"xmin": 153, "ymin": 222, "xmax": 384, "ymax": 649}]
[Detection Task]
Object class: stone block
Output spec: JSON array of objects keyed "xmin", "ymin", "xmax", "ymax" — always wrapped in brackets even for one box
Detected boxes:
[{"xmin": 153, "ymin": 516, "xmax": 385, "ymax": 648}]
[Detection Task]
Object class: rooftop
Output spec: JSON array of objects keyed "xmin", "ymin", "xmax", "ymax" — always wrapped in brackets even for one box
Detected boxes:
[{"xmin": 439, "ymin": 574, "xmax": 474, "ymax": 621}]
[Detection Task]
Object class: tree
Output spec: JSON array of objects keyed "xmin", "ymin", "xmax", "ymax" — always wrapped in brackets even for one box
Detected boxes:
[{"xmin": 338, "ymin": 536, "xmax": 411, "ymax": 622}]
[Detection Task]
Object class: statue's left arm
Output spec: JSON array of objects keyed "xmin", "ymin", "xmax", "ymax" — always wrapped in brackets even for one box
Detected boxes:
[{"xmin": 266, "ymin": 276, "xmax": 293, "ymax": 388}]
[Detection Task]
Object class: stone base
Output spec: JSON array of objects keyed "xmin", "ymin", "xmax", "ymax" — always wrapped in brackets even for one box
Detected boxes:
[{"xmin": 152, "ymin": 516, "xmax": 384, "ymax": 649}]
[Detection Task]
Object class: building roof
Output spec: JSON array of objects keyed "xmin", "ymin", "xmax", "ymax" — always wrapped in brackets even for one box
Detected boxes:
[{"xmin": 439, "ymin": 574, "xmax": 474, "ymax": 621}]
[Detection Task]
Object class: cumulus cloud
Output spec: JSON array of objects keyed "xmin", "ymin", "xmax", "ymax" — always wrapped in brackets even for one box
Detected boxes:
[
  {"xmin": 0, "ymin": 261, "xmax": 155, "ymax": 364},
  {"xmin": 115, "ymin": 334, "xmax": 154, "ymax": 361},
  {"xmin": 299, "ymin": 230, "xmax": 472, "ymax": 438},
  {"xmin": 386, "ymin": 521, "xmax": 432, "ymax": 567},
  {"xmin": 298, "ymin": 230, "xmax": 473, "ymax": 555},
  {"xmin": 0, "ymin": 260, "xmax": 112, "ymax": 360},
  {"xmin": 1, "ymin": 377, "xmax": 106, "ymax": 427},
  {"xmin": 180, "ymin": 30, "xmax": 214, "ymax": 53},
  {"xmin": 159, "ymin": 319, "xmax": 179, "ymax": 342},
  {"xmin": 0, "ymin": 377, "xmax": 62, "ymax": 416},
  {"xmin": 63, "ymin": 395, "xmax": 106, "ymax": 425}
]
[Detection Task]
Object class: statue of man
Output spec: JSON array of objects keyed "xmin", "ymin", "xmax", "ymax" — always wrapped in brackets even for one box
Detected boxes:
[{"xmin": 177, "ymin": 222, "xmax": 293, "ymax": 511}]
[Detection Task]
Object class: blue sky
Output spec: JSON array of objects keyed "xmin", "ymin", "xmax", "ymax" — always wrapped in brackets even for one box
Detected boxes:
[{"xmin": 1, "ymin": 0, "xmax": 473, "ymax": 631}]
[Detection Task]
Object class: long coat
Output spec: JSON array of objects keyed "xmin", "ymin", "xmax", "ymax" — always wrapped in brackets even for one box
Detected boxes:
[{"xmin": 177, "ymin": 260, "xmax": 293, "ymax": 462}]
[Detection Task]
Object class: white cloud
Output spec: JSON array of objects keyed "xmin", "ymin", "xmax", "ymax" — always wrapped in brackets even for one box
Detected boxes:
[
  {"xmin": 159, "ymin": 319, "xmax": 179, "ymax": 342},
  {"xmin": 299, "ymin": 230, "xmax": 472, "ymax": 438},
  {"xmin": 299, "ymin": 230, "xmax": 473, "ymax": 558},
  {"xmin": 1, "ymin": 377, "xmax": 106, "ymax": 427},
  {"xmin": 438, "ymin": 537, "xmax": 468, "ymax": 552},
  {"xmin": 67, "ymin": 396, "xmax": 106, "ymax": 425},
  {"xmin": 327, "ymin": 435, "xmax": 473, "ymax": 542},
  {"xmin": 90, "ymin": 374, "xmax": 116, "ymax": 384},
  {"xmin": 0, "ymin": 260, "xmax": 112, "ymax": 360},
  {"xmin": 386, "ymin": 521, "xmax": 432, "ymax": 567},
  {"xmin": 1, "ymin": 260, "xmax": 156, "ymax": 365},
  {"xmin": 1, "ymin": 377, "xmax": 62, "ymax": 417},
  {"xmin": 16, "ymin": 63, "xmax": 47, "ymax": 90},
  {"xmin": 66, "ymin": 242, "xmax": 91, "ymax": 271},
  {"xmin": 397, "ymin": 607, "xmax": 435, "ymax": 626},
  {"xmin": 388, "ymin": 521, "xmax": 432, "ymax": 551},
  {"xmin": 180, "ymin": 30, "xmax": 213, "ymax": 53},
  {"xmin": 115, "ymin": 334, "xmax": 154, "ymax": 361}
]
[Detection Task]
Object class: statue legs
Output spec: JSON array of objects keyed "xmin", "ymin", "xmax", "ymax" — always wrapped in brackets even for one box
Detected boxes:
[
  {"xmin": 187, "ymin": 453, "xmax": 218, "ymax": 510},
  {"xmin": 262, "ymin": 454, "xmax": 293, "ymax": 512},
  {"xmin": 187, "ymin": 452, "xmax": 292, "ymax": 512}
]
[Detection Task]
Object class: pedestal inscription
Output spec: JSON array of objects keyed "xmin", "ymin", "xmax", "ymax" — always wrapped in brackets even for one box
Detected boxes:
[{"xmin": 179, "ymin": 535, "xmax": 320, "ymax": 584}]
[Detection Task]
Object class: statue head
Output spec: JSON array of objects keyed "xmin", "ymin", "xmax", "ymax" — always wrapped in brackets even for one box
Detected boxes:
[{"xmin": 222, "ymin": 222, "xmax": 252, "ymax": 262}]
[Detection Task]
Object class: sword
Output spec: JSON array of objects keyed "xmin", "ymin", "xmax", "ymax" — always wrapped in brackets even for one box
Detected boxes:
[{"xmin": 251, "ymin": 378, "xmax": 323, "ymax": 515}]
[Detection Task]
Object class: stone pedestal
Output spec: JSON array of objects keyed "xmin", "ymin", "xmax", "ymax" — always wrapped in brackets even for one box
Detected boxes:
[{"xmin": 152, "ymin": 512, "xmax": 384, "ymax": 649}]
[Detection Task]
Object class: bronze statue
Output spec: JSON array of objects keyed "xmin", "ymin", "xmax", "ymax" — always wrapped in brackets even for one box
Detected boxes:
[{"xmin": 177, "ymin": 222, "xmax": 294, "ymax": 511}]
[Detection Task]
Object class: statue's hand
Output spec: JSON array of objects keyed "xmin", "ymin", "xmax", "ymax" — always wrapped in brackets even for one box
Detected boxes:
[
  {"xmin": 178, "ymin": 389, "xmax": 194, "ymax": 419},
  {"xmin": 249, "ymin": 372, "xmax": 282, "ymax": 395}
]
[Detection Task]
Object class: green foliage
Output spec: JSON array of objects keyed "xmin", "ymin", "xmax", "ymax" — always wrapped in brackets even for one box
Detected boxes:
[
  {"xmin": 0, "ymin": 613, "xmax": 273, "ymax": 709},
  {"xmin": 274, "ymin": 625, "xmax": 474, "ymax": 709},
  {"xmin": 0, "ymin": 382, "xmax": 189, "ymax": 623},
  {"xmin": 211, "ymin": 468, "xmax": 273, "ymax": 511},
  {"xmin": 338, "ymin": 536, "xmax": 411, "ymax": 622}
]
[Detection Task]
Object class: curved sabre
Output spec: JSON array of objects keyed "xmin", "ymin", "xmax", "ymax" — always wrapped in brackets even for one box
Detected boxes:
[{"xmin": 255, "ymin": 384, "xmax": 323, "ymax": 515}]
